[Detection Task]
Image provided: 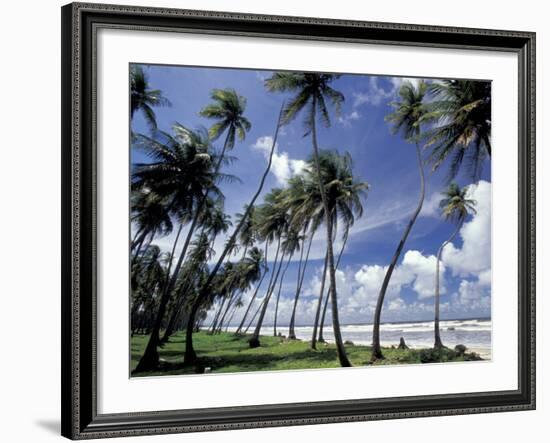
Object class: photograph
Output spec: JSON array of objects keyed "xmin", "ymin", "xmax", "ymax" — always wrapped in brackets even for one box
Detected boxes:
[{"xmin": 129, "ymin": 63, "xmax": 492, "ymax": 377}]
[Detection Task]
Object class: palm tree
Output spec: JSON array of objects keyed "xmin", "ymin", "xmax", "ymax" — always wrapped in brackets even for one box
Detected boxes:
[
  {"xmin": 165, "ymin": 89, "xmax": 251, "ymax": 326},
  {"xmin": 249, "ymin": 189, "xmax": 290, "ymax": 348},
  {"xmin": 274, "ymin": 228, "xmax": 301, "ymax": 336},
  {"xmin": 217, "ymin": 247, "xmax": 264, "ymax": 332},
  {"xmin": 371, "ymin": 80, "xmax": 429, "ymax": 360},
  {"xmin": 130, "ymin": 189, "xmax": 173, "ymax": 259},
  {"xmin": 133, "ymin": 125, "xmax": 223, "ymax": 372},
  {"xmin": 200, "ymin": 88, "xmax": 252, "ymax": 153},
  {"xmin": 160, "ymin": 232, "xmax": 214, "ymax": 343},
  {"xmin": 425, "ymin": 80, "xmax": 491, "ymax": 181},
  {"xmin": 265, "ymin": 72, "xmax": 352, "ymax": 367},
  {"xmin": 130, "ymin": 65, "xmax": 170, "ymax": 130},
  {"xmin": 183, "ymin": 103, "xmax": 286, "ymax": 364},
  {"xmin": 433, "ymin": 183, "xmax": 476, "ymax": 348},
  {"xmin": 313, "ymin": 152, "xmax": 366, "ymax": 347},
  {"xmin": 131, "ymin": 245, "xmax": 166, "ymax": 335}
]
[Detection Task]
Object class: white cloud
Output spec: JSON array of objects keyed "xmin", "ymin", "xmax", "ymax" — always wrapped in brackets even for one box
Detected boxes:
[
  {"xmin": 442, "ymin": 180, "xmax": 491, "ymax": 277},
  {"xmin": 352, "ymin": 76, "xmax": 418, "ymax": 109},
  {"xmin": 420, "ymin": 191, "xmax": 442, "ymax": 218},
  {"xmin": 251, "ymin": 136, "xmax": 306, "ymax": 186},
  {"xmin": 337, "ymin": 110, "xmax": 360, "ymax": 127}
]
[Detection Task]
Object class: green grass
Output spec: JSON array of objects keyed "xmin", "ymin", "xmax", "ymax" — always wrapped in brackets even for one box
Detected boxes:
[{"xmin": 131, "ymin": 331, "xmax": 482, "ymax": 377}]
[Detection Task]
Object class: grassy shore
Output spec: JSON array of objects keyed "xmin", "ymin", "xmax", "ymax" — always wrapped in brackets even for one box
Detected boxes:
[{"xmin": 131, "ymin": 331, "xmax": 483, "ymax": 377}]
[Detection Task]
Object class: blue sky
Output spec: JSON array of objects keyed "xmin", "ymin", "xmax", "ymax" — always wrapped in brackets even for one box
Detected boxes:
[{"xmin": 131, "ymin": 64, "xmax": 492, "ymax": 326}]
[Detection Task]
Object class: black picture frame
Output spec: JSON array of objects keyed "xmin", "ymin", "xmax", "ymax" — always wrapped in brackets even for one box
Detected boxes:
[{"xmin": 61, "ymin": 2, "xmax": 536, "ymax": 439}]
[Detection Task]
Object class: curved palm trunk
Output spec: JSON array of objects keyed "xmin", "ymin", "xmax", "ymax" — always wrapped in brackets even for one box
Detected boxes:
[
  {"xmin": 249, "ymin": 242, "xmax": 284, "ymax": 348},
  {"xmin": 209, "ymin": 297, "xmax": 228, "ymax": 333},
  {"xmin": 317, "ymin": 225, "xmax": 348, "ymax": 344},
  {"xmin": 216, "ymin": 291, "xmax": 238, "ymax": 334},
  {"xmin": 160, "ymin": 275, "xmax": 195, "ymax": 343},
  {"xmin": 235, "ymin": 272, "xmax": 266, "ymax": 334},
  {"xmin": 311, "ymin": 252, "xmax": 329, "ymax": 349},
  {"xmin": 132, "ymin": 230, "xmax": 149, "ymax": 259},
  {"xmin": 434, "ymin": 220, "xmax": 463, "ymax": 348},
  {"xmin": 164, "ymin": 224, "xmax": 183, "ymax": 282},
  {"xmin": 310, "ymin": 103, "xmax": 351, "ymax": 367},
  {"xmin": 274, "ymin": 254, "xmax": 292, "ymax": 336},
  {"xmin": 371, "ymin": 142, "xmax": 425, "ymax": 360},
  {"xmin": 288, "ymin": 230, "xmax": 314, "ymax": 339},
  {"xmin": 184, "ymin": 103, "xmax": 286, "ymax": 364},
  {"xmin": 244, "ymin": 299, "xmax": 263, "ymax": 333},
  {"xmin": 134, "ymin": 132, "xmax": 232, "ymax": 373}
]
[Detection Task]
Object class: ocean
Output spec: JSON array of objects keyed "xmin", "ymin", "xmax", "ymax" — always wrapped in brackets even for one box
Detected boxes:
[{"xmin": 237, "ymin": 318, "xmax": 492, "ymax": 359}]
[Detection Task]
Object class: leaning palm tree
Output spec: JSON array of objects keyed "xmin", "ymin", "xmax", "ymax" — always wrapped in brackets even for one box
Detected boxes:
[
  {"xmin": 217, "ymin": 247, "xmax": 264, "ymax": 332},
  {"xmin": 130, "ymin": 64, "xmax": 170, "ymax": 130},
  {"xmin": 433, "ymin": 183, "xmax": 476, "ymax": 348},
  {"xmin": 249, "ymin": 189, "xmax": 290, "ymax": 348},
  {"xmin": 168, "ymin": 90, "xmax": 251, "ymax": 316},
  {"xmin": 133, "ymin": 125, "xmax": 224, "ymax": 373},
  {"xmin": 371, "ymin": 80, "xmax": 429, "ymax": 360},
  {"xmin": 200, "ymin": 88, "xmax": 252, "ymax": 154},
  {"xmin": 166, "ymin": 89, "xmax": 251, "ymax": 310},
  {"xmin": 265, "ymin": 72, "xmax": 351, "ymax": 367},
  {"xmin": 130, "ymin": 189, "xmax": 173, "ymax": 259},
  {"xmin": 183, "ymin": 103, "xmax": 286, "ymax": 364},
  {"xmin": 310, "ymin": 151, "xmax": 367, "ymax": 348},
  {"xmin": 425, "ymin": 80, "xmax": 491, "ymax": 181},
  {"xmin": 273, "ymin": 228, "xmax": 301, "ymax": 336}
]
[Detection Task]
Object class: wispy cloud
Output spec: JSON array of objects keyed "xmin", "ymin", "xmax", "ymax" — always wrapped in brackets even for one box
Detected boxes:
[{"xmin": 337, "ymin": 110, "xmax": 361, "ymax": 127}]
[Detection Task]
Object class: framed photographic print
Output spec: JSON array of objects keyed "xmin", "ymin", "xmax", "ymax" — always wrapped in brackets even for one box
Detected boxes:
[{"xmin": 61, "ymin": 2, "xmax": 536, "ymax": 439}]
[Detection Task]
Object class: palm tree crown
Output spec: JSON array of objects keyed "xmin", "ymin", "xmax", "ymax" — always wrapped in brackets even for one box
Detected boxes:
[
  {"xmin": 199, "ymin": 88, "xmax": 252, "ymax": 149},
  {"xmin": 439, "ymin": 182, "xmax": 477, "ymax": 224},
  {"xmin": 130, "ymin": 65, "xmax": 171, "ymax": 130},
  {"xmin": 386, "ymin": 80, "xmax": 428, "ymax": 140},
  {"xmin": 265, "ymin": 72, "xmax": 344, "ymax": 133},
  {"xmin": 425, "ymin": 80, "xmax": 491, "ymax": 181}
]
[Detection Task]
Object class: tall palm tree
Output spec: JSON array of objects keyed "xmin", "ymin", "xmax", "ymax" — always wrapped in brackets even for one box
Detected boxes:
[
  {"xmin": 425, "ymin": 80, "xmax": 491, "ymax": 181},
  {"xmin": 133, "ymin": 125, "xmax": 223, "ymax": 372},
  {"xmin": 265, "ymin": 72, "xmax": 352, "ymax": 367},
  {"xmin": 130, "ymin": 65, "xmax": 170, "ymax": 130},
  {"xmin": 167, "ymin": 89, "xmax": 251, "ymax": 324},
  {"xmin": 217, "ymin": 247, "xmax": 264, "ymax": 332},
  {"xmin": 274, "ymin": 228, "xmax": 301, "ymax": 336},
  {"xmin": 160, "ymin": 232, "xmax": 214, "ymax": 343},
  {"xmin": 183, "ymin": 103, "xmax": 286, "ymax": 364},
  {"xmin": 433, "ymin": 183, "xmax": 476, "ymax": 348},
  {"xmin": 249, "ymin": 189, "xmax": 290, "ymax": 348},
  {"xmin": 371, "ymin": 80, "xmax": 429, "ymax": 360}
]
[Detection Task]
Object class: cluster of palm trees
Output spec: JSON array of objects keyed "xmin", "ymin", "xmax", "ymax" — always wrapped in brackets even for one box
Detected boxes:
[{"xmin": 129, "ymin": 64, "xmax": 491, "ymax": 373}]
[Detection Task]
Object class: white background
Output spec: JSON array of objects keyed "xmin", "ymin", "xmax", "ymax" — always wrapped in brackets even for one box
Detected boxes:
[{"xmin": 0, "ymin": 0, "xmax": 546, "ymax": 442}]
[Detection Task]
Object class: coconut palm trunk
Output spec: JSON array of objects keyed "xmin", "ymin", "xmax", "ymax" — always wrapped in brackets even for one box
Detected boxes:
[
  {"xmin": 288, "ymin": 230, "xmax": 314, "ymax": 339},
  {"xmin": 311, "ymin": 252, "xmax": 329, "ymax": 349},
  {"xmin": 274, "ymin": 254, "xmax": 292, "ymax": 336},
  {"xmin": 317, "ymin": 225, "xmax": 348, "ymax": 344},
  {"xmin": 184, "ymin": 103, "xmax": 285, "ymax": 364},
  {"xmin": 216, "ymin": 291, "xmax": 238, "ymax": 334},
  {"xmin": 371, "ymin": 142, "xmax": 425, "ymax": 360},
  {"xmin": 235, "ymin": 271, "xmax": 266, "ymax": 334},
  {"xmin": 244, "ymin": 300, "xmax": 263, "ymax": 333},
  {"xmin": 309, "ymin": 99, "xmax": 351, "ymax": 367},
  {"xmin": 249, "ymin": 243, "xmax": 285, "ymax": 348},
  {"xmin": 434, "ymin": 220, "xmax": 462, "ymax": 348}
]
